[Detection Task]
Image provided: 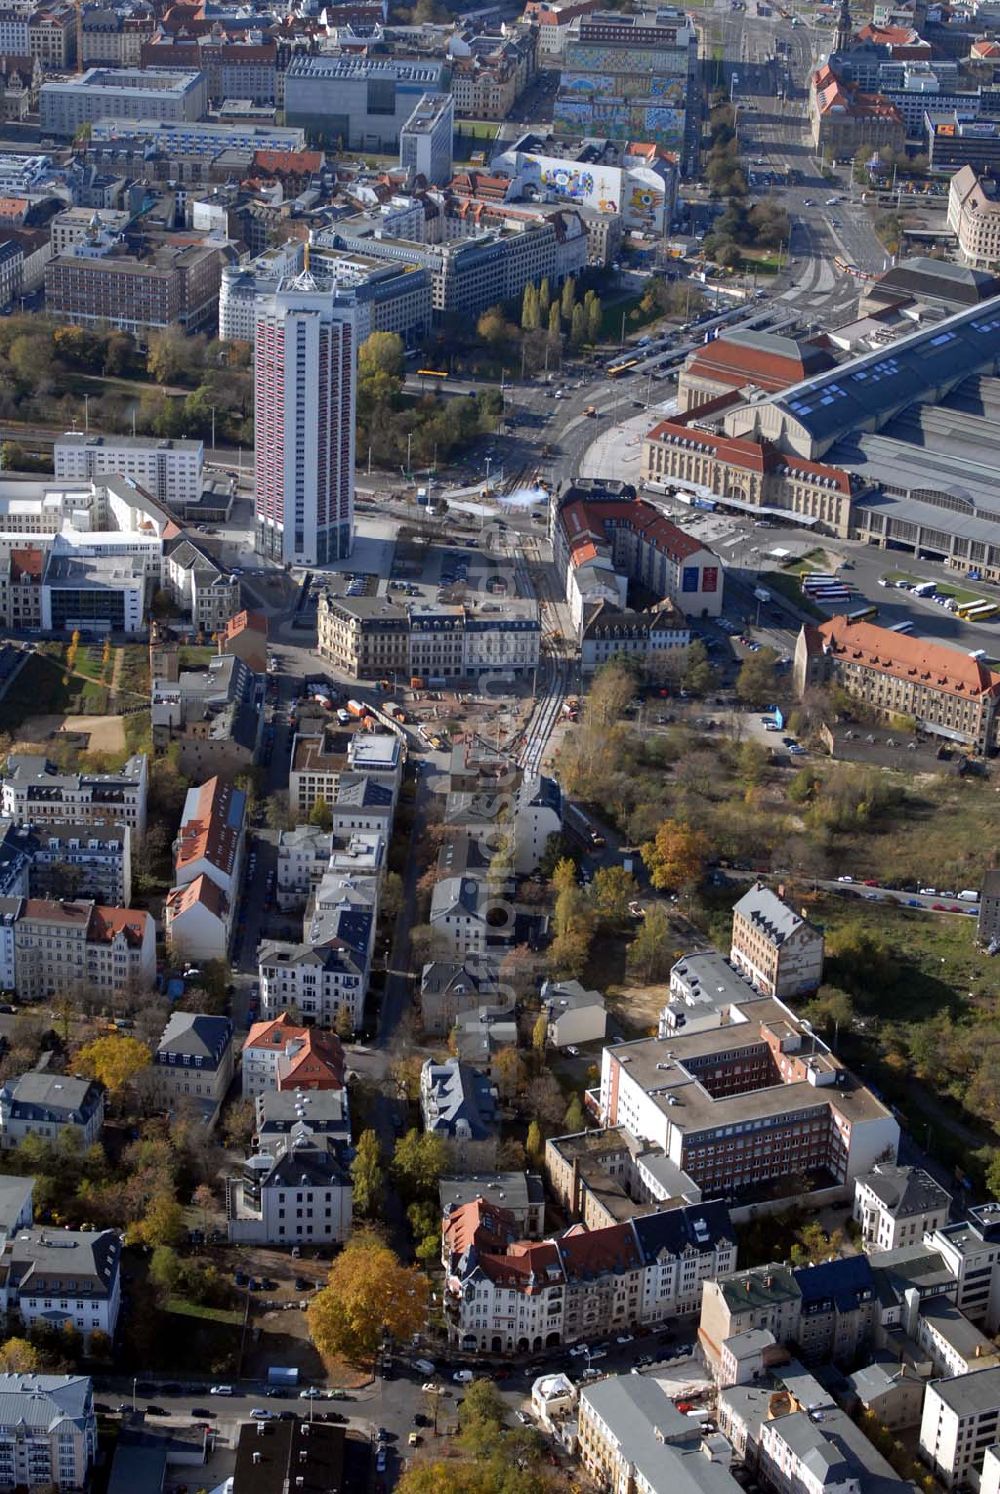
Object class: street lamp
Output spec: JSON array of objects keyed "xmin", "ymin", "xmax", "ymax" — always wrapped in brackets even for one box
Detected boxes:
[{"xmin": 729, "ymin": 71, "xmax": 740, "ymax": 103}]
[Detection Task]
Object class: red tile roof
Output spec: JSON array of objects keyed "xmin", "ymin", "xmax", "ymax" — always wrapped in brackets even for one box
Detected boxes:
[
  {"xmin": 10, "ymin": 548, "xmax": 43, "ymax": 583},
  {"xmin": 165, "ymin": 873, "xmax": 229, "ymax": 921},
  {"xmin": 444, "ymin": 1197, "xmax": 518, "ymax": 1258},
  {"xmin": 646, "ymin": 418, "xmax": 853, "ymax": 494},
  {"xmin": 815, "ymin": 615, "xmax": 1000, "ymax": 701},
  {"xmin": 557, "ymin": 1221, "xmax": 641, "ymax": 1279},
  {"xmin": 88, "ymin": 904, "xmax": 153, "ymax": 946},
  {"xmin": 480, "ymin": 1238, "xmax": 564, "ymax": 1291},
  {"xmin": 559, "ymin": 494, "xmax": 705, "ymax": 568},
  {"xmin": 252, "ymin": 150, "xmax": 324, "ymax": 178},
  {"xmin": 243, "ymin": 1014, "xmax": 345, "ymax": 1089},
  {"xmin": 175, "ymin": 776, "xmax": 244, "ymax": 880},
  {"xmin": 683, "ymin": 335, "xmax": 833, "ymax": 393}
]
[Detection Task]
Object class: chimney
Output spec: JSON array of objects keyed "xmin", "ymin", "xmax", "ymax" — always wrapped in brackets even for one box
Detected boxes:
[{"xmin": 777, "ymin": 883, "xmax": 786, "ymax": 900}]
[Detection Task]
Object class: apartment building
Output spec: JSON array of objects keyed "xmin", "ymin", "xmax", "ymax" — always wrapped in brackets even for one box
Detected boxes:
[
  {"xmin": 164, "ymin": 535, "xmax": 241, "ymax": 636},
  {"xmin": 0, "ymin": 547, "xmax": 43, "ymax": 630},
  {"xmin": 166, "ymin": 776, "xmax": 245, "ymax": 963},
  {"xmin": 227, "ymin": 1138, "xmax": 352, "ymax": 1247},
  {"xmin": 40, "ymin": 68, "xmax": 207, "ymax": 138},
  {"xmin": 275, "ymin": 825, "xmax": 331, "ymax": 912},
  {"xmin": 10, "ymin": 898, "xmax": 154, "ymax": 1000},
  {"xmin": 759, "ymin": 1404, "xmax": 909, "ymax": 1494},
  {"xmin": 443, "ymin": 1196, "xmax": 735, "ymax": 1351},
  {"xmin": 153, "ymin": 1011, "xmax": 234, "ymax": 1121},
  {"xmin": 4, "ymin": 1228, "xmax": 122, "ymax": 1343},
  {"xmin": 30, "ymin": 5, "xmax": 75, "ymax": 66},
  {"xmin": 254, "ymin": 1088, "xmax": 351, "ymax": 1154},
  {"xmin": 2, "ymin": 753, "xmax": 147, "ymax": 835},
  {"xmin": 54, "ymin": 434, "xmax": 204, "ymax": 511},
  {"xmin": 0, "ymin": 1374, "xmax": 96, "ymax": 1493},
  {"xmin": 579, "ymin": 1375, "xmax": 741, "ymax": 1494},
  {"xmin": 920, "ymin": 1366, "xmax": 1000, "ymax": 1488},
  {"xmin": 450, "ymin": 30, "xmax": 536, "ymax": 121},
  {"xmin": 795, "ymin": 616, "xmax": 1000, "ymax": 754},
  {"xmin": 3, "ymin": 821, "xmax": 131, "ymax": 906},
  {"xmin": 419, "ymin": 958, "xmax": 506, "ymax": 1038},
  {"xmin": 545, "ymin": 1124, "xmax": 702, "ymax": 1232},
  {"xmin": 240, "ymin": 1015, "xmax": 345, "ymax": 1099},
  {"xmin": 0, "ymin": 1072, "xmax": 104, "ymax": 1150},
  {"xmin": 317, "ymin": 592, "xmax": 541, "ymax": 681},
  {"xmin": 150, "ymin": 651, "xmax": 262, "ymax": 781},
  {"xmin": 926, "ymin": 1203, "xmax": 1000, "ymax": 1329},
  {"xmin": 440, "ymin": 1173, "xmax": 545, "ymax": 1238},
  {"xmin": 853, "ymin": 1163, "xmax": 951, "ymax": 1253},
  {"xmin": 729, "ymin": 883, "xmax": 824, "ymax": 1001},
  {"xmin": 421, "ymin": 1057, "xmax": 499, "ymax": 1170},
  {"xmin": 45, "ymin": 241, "xmax": 223, "ymax": 340},
  {"xmin": 599, "ymin": 994, "xmax": 900, "ymax": 1202},
  {"xmin": 257, "ymin": 906, "xmax": 374, "ymax": 1030},
  {"xmin": 49, "ymin": 209, "xmax": 131, "ymax": 258}
]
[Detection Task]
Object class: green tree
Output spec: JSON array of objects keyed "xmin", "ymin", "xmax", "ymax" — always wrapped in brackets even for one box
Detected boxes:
[
  {"xmin": 627, "ymin": 903, "xmax": 674, "ymax": 983},
  {"xmin": 358, "ymin": 330, "xmax": 405, "ymax": 382},
  {"xmin": 308, "ymin": 796, "xmax": 333, "ymax": 830},
  {"xmin": 586, "ymin": 291, "xmax": 602, "ymax": 345},
  {"xmin": 392, "ymin": 1129, "xmax": 450, "ymax": 1200},
  {"xmin": 563, "ymin": 1094, "xmax": 586, "ymax": 1133},
  {"xmin": 736, "ymin": 646, "xmax": 780, "ymax": 708},
  {"xmin": 591, "ymin": 865, "xmax": 639, "ymax": 924},
  {"xmin": 521, "ymin": 282, "xmax": 540, "ymax": 332},
  {"xmin": 350, "ymin": 1129, "xmax": 385, "ymax": 1219},
  {"xmin": 570, "ymin": 302, "xmax": 586, "ymax": 347},
  {"xmin": 683, "ymin": 639, "xmax": 718, "ymax": 696},
  {"xmin": 560, "ymin": 275, "xmax": 576, "ymax": 323},
  {"xmin": 307, "ymin": 1235, "xmax": 430, "ymax": 1366},
  {"xmin": 801, "ymin": 986, "xmax": 854, "ymax": 1040},
  {"xmin": 149, "ymin": 1244, "xmax": 182, "ymax": 1295}
]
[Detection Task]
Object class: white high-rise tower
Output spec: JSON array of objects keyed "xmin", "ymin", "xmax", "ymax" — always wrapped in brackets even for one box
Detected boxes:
[{"xmin": 254, "ymin": 272, "xmax": 356, "ymax": 566}]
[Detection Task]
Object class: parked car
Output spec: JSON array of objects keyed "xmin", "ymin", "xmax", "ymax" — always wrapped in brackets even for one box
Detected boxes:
[{"xmin": 453, "ymin": 1370, "xmax": 475, "ymax": 1384}]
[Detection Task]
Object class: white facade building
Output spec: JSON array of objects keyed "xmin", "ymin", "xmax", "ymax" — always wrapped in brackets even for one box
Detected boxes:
[
  {"xmin": 399, "ymin": 92, "xmax": 454, "ymax": 186},
  {"xmin": 53, "ymin": 434, "xmax": 204, "ymax": 511},
  {"xmin": 920, "ymin": 1367, "xmax": 1000, "ymax": 1489},
  {"xmin": 254, "ymin": 273, "xmax": 356, "ymax": 566},
  {"xmin": 0, "ymin": 1373, "xmax": 96, "ymax": 1492}
]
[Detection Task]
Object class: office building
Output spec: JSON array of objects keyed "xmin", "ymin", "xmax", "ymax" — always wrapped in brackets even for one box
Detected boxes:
[
  {"xmin": 254, "ymin": 274, "xmax": 356, "ymax": 567},
  {"xmin": 599, "ymin": 992, "xmax": 899, "ymax": 1201},
  {"xmin": 853, "ymin": 1162, "xmax": 951, "ymax": 1252},
  {"xmin": 552, "ymin": 481, "xmax": 722, "ymax": 634},
  {"xmin": 317, "ymin": 592, "xmax": 541, "ymax": 681},
  {"xmin": 40, "ymin": 68, "xmax": 207, "ymax": 138},
  {"xmin": 40, "ymin": 547, "xmax": 146, "ymax": 635},
  {"xmin": 49, "ymin": 208, "xmax": 131, "ymax": 258},
  {"xmin": 809, "ymin": 64, "xmax": 906, "ymax": 158},
  {"xmin": 0, "ymin": 1374, "xmax": 96, "ymax": 1492},
  {"xmin": 45, "ymin": 239, "xmax": 223, "ymax": 340},
  {"xmin": 795, "ymin": 615, "xmax": 1000, "ymax": 753},
  {"xmin": 1, "ymin": 753, "xmax": 147, "ymax": 835},
  {"xmin": 554, "ymin": 8, "xmax": 698, "ymax": 167},
  {"xmin": 492, "ymin": 132, "xmax": 679, "ymax": 236},
  {"xmin": 54, "ymin": 434, "xmax": 204, "ymax": 511},
  {"xmin": 231, "ymin": 1417, "xmax": 344, "ymax": 1494},
  {"xmin": 399, "ymin": 92, "xmax": 454, "ymax": 186},
  {"xmin": 948, "ymin": 165, "xmax": 1000, "ymax": 268},
  {"xmin": 284, "ymin": 54, "xmax": 448, "ymax": 151},
  {"xmin": 729, "ymin": 883, "xmax": 824, "ymax": 1000},
  {"xmin": 927, "ymin": 112, "xmax": 1000, "ymax": 173},
  {"xmin": 921, "ymin": 1366, "xmax": 1000, "ymax": 1488}
]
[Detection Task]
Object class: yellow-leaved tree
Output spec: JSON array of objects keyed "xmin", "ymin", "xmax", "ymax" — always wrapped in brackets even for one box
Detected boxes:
[{"xmin": 307, "ymin": 1234, "xmax": 429, "ymax": 1367}]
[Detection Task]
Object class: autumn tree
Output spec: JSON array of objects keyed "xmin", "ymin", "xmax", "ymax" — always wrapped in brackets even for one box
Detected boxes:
[
  {"xmin": 74, "ymin": 1034, "xmax": 151, "ymax": 1100},
  {"xmin": 551, "ymin": 857, "xmax": 579, "ymax": 897},
  {"xmin": 526, "ymin": 1119, "xmax": 544, "ymax": 1165},
  {"xmin": 560, "ymin": 275, "xmax": 576, "ymax": 323},
  {"xmin": 586, "ymin": 660, "xmax": 635, "ymax": 728},
  {"xmin": 358, "ymin": 329, "xmax": 405, "ymax": 383},
  {"xmin": 683, "ymin": 639, "xmax": 719, "ymax": 696},
  {"xmin": 736, "ymin": 646, "xmax": 780, "ymax": 708},
  {"xmin": 309, "ymin": 796, "xmax": 333, "ymax": 831},
  {"xmin": 133, "ymin": 1190, "xmax": 186, "ymax": 1248},
  {"xmin": 563, "ymin": 1094, "xmax": 586, "ymax": 1133},
  {"xmin": 350, "ymin": 1129, "xmax": 385, "ymax": 1219},
  {"xmin": 521, "ymin": 283, "xmax": 540, "ymax": 332},
  {"xmin": 641, "ymin": 819, "xmax": 709, "ymax": 891},
  {"xmin": 0, "ymin": 1338, "xmax": 40, "ymax": 1373},
  {"xmin": 627, "ymin": 903, "xmax": 674, "ymax": 984},
  {"xmin": 307, "ymin": 1234, "xmax": 430, "ymax": 1365},
  {"xmin": 531, "ymin": 1012, "xmax": 548, "ymax": 1052}
]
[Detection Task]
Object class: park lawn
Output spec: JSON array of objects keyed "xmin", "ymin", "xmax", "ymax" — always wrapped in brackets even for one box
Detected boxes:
[
  {"xmin": 0, "ymin": 649, "xmax": 88, "ymax": 728},
  {"xmin": 178, "ymin": 645, "xmax": 215, "ymax": 668},
  {"xmin": 166, "ymin": 1297, "xmax": 244, "ymax": 1327}
]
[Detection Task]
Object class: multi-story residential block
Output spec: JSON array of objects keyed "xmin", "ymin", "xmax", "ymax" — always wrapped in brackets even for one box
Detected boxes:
[
  {"xmin": 450, "ymin": 28, "xmax": 537, "ymax": 121},
  {"xmin": 926, "ymin": 1203, "xmax": 1000, "ymax": 1329},
  {"xmin": 0, "ymin": 238, "xmax": 22, "ymax": 310},
  {"xmin": 552, "ymin": 482, "xmax": 722, "ymax": 639},
  {"xmin": 30, "ymin": 5, "xmax": 75, "ymax": 67},
  {"xmin": 49, "ymin": 208, "xmax": 131, "ymax": 258},
  {"xmin": 40, "ymin": 68, "xmax": 207, "ymax": 138},
  {"xmin": 554, "ymin": 8, "xmax": 698, "ymax": 167},
  {"xmin": 150, "ymin": 650, "xmax": 262, "ymax": 781},
  {"xmin": 254, "ymin": 273, "xmax": 356, "ymax": 567},
  {"xmin": 275, "ymin": 825, "xmax": 331, "ymax": 912},
  {"xmin": 545, "ymin": 1125, "xmax": 702, "ymax": 1232},
  {"xmin": 980, "ymin": 868, "xmax": 1000, "ymax": 947},
  {"xmin": 253, "ymin": 1087, "xmax": 351, "ymax": 1154},
  {"xmin": 54, "ymin": 433, "xmax": 204, "ymax": 511},
  {"xmin": 599, "ymin": 993, "xmax": 900, "ymax": 1202},
  {"xmin": 166, "ymin": 776, "xmax": 245, "ymax": 963},
  {"xmin": 153, "ymin": 1012, "xmax": 234, "ymax": 1122},
  {"xmin": 795, "ymin": 616, "xmax": 1000, "ymax": 754},
  {"xmin": 430, "ymin": 875, "xmax": 505, "ymax": 960},
  {"xmin": 164, "ymin": 534, "xmax": 241, "ymax": 636},
  {"xmin": 6, "ymin": 1228, "xmax": 121, "ymax": 1343},
  {"xmin": 0, "ymin": 1373, "xmax": 96, "ymax": 1492},
  {"xmin": 916, "ymin": 1294, "xmax": 1000, "ymax": 1379},
  {"xmin": 284, "ymin": 54, "xmax": 448, "ymax": 151},
  {"xmin": 257, "ymin": 906, "xmax": 374, "ymax": 1030},
  {"xmin": 0, "ymin": 1073, "xmax": 104, "ymax": 1150},
  {"xmin": 329, "ymin": 776, "xmax": 395, "ymax": 838},
  {"xmin": 289, "ymin": 726, "xmax": 401, "ymax": 820},
  {"xmin": 82, "ymin": 8, "xmax": 154, "ymax": 65},
  {"xmin": 421, "ymin": 1057, "xmax": 499, "ymax": 1170},
  {"xmin": 241, "ymin": 1015, "xmax": 345, "ymax": 1099},
  {"xmin": 140, "ymin": 33, "xmax": 277, "ymax": 105},
  {"xmin": 443, "ymin": 1196, "xmax": 735, "ymax": 1351},
  {"xmin": 759, "ymin": 1403, "xmax": 910, "ymax": 1494},
  {"xmin": 853, "ymin": 1163, "xmax": 951, "ymax": 1253},
  {"xmin": 579, "ymin": 1374, "xmax": 742, "ymax": 1494},
  {"xmin": 317, "ymin": 592, "xmax": 541, "ymax": 681},
  {"xmin": 729, "ymin": 882, "xmax": 824, "ymax": 1001},
  {"xmin": 45, "ymin": 239, "xmax": 223, "ymax": 341},
  {"xmin": 4, "ymin": 821, "xmax": 131, "ymax": 905},
  {"xmin": 440, "ymin": 1173, "xmax": 545, "ymax": 1238},
  {"xmin": 231, "ymin": 1415, "xmax": 345, "ymax": 1492},
  {"xmin": 2, "ymin": 753, "xmax": 147, "ymax": 836},
  {"xmin": 920, "ymin": 1366, "xmax": 1000, "ymax": 1488},
  {"xmin": 400, "ymin": 92, "xmax": 454, "ymax": 186},
  {"xmin": 227, "ymin": 1137, "xmax": 352, "ymax": 1247},
  {"xmin": 0, "ymin": 547, "xmax": 43, "ymax": 630},
  {"xmin": 10, "ymin": 898, "xmax": 154, "ymax": 1000}
]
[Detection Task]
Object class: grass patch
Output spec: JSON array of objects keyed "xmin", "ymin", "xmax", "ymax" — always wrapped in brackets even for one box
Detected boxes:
[
  {"xmin": 166, "ymin": 1297, "xmax": 243, "ymax": 1326},
  {"xmin": 117, "ymin": 644, "xmax": 150, "ymax": 702},
  {"xmin": 0, "ymin": 650, "xmax": 86, "ymax": 728},
  {"xmin": 884, "ymin": 569, "xmax": 988, "ymax": 607},
  {"xmin": 178, "ymin": 645, "xmax": 214, "ymax": 668},
  {"xmin": 761, "ymin": 569, "xmax": 826, "ymax": 618}
]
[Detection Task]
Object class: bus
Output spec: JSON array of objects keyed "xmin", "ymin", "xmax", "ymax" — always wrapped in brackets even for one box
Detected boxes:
[
  {"xmin": 956, "ymin": 599, "xmax": 988, "ymax": 620},
  {"xmin": 962, "ymin": 601, "xmax": 1000, "ymax": 622},
  {"xmin": 847, "ymin": 604, "xmax": 879, "ymax": 623},
  {"xmin": 416, "ymin": 368, "xmax": 448, "ymax": 380},
  {"xmin": 888, "ymin": 620, "xmax": 914, "ymax": 634},
  {"xmin": 805, "ymin": 585, "xmax": 850, "ymax": 601},
  {"xmin": 801, "ymin": 573, "xmax": 840, "ymax": 590},
  {"xmin": 607, "ymin": 356, "xmax": 640, "ymax": 378}
]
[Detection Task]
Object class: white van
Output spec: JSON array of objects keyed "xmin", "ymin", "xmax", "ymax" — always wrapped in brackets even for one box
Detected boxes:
[{"xmin": 959, "ymin": 890, "xmax": 980, "ymax": 901}]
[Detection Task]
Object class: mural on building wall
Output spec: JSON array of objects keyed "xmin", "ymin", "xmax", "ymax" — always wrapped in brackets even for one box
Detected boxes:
[
  {"xmin": 641, "ymin": 104, "xmax": 685, "ymax": 148},
  {"xmin": 625, "ymin": 180, "xmax": 665, "ymax": 229}
]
